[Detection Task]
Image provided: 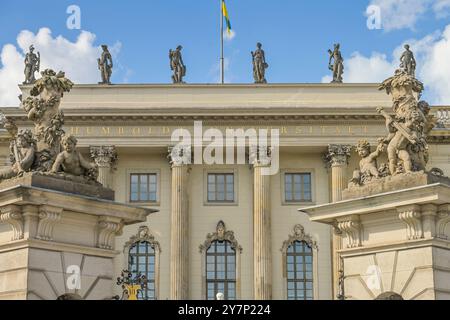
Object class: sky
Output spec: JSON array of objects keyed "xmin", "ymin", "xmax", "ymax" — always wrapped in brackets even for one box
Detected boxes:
[{"xmin": 1, "ymin": 0, "xmax": 450, "ymax": 106}]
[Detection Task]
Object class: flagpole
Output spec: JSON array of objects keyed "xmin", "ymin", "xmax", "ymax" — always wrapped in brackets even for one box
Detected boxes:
[{"xmin": 220, "ymin": 0, "xmax": 224, "ymax": 84}]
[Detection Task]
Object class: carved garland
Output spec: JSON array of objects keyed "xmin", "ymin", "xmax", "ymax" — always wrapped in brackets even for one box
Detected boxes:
[
  {"xmin": 199, "ymin": 221, "xmax": 242, "ymax": 253},
  {"xmin": 281, "ymin": 224, "xmax": 318, "ymax": 253},
  {"xmin": 123, "ymin": 225, "xmax": 161, "ymax": 253}
]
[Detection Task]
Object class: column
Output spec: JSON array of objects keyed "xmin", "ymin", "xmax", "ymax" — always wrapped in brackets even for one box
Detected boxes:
[
  {"xmin": 168, "ymin": 146, "xmax": 191, "ymax": 300},
  {"xmin": 90, "ymin": 146, "xmax": 117, "ymax": 189},
  {"xmin": 251, "ymin": 147, "xmax": 272, "ymax": 300},
  {"xmin": 324, "ymin": 144, "xmax": 351, "ymax": 299}
]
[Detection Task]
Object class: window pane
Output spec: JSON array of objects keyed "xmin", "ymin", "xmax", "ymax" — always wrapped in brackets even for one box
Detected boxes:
[
  {"xmin": 206, "ymin": 240, "xmax": 236, "ymax": 300},
  {"xmin": 286, "ymin": 241, "xmax": 314, "ymax": 300},
  {"xmin": 208, "ymin": 174, "xmax": 215, "ymax": 183}
]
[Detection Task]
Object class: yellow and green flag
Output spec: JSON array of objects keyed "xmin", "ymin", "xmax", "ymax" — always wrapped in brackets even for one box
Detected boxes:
[{"xmin": 222, "ymin": 0, "xmax": 232, "ymax": 34}]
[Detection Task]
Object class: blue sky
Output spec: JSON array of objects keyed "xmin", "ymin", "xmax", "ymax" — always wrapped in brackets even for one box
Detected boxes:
[{"xmin": 1, "ymin": 0, "xmax": 450, "ymax": 99}]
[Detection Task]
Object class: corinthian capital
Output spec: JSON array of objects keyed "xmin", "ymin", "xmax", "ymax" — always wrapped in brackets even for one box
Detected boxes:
[
  {"xmin": 249, "ymin": 145, "xmax": 272, "ymax": 167},
  {"xmin": 90, "ymin": 146, "xmax": 118, "ymax": 168},
  {"xmin": 168, "ymin": 145, "xmax": 192, "ymax": 167},
  {"xmin": 324, "ymin": 144, "xmax": 352, "ymax": 167}
]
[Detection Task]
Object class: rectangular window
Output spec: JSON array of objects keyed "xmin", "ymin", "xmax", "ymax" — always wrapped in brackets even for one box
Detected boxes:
[
  {"xmin": 284, "ymin": 173, "xmax": 312, "ymax": 202},
  {"xmin": 130, "ymin": 173, "xmax": 158, "ymax": 203},
  {"xmin": 207, "ymin": 173, "xmax": 234, "ymax": 203}
]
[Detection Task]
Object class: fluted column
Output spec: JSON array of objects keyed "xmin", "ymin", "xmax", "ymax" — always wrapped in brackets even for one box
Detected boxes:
[
  {"xmin": 168, "ymin": 146, "xmax": 191, "ymax": 300},
  {"xmin": 90, "ymin": 146, "xmax": 117, "ymax": 188},
  {"xmin": 324, "ymin": 144, "xmax": 351, "ymax": 299},
  {"xmin": 251, "ymin": 147, "xmax": 272, "ymax": 300}
]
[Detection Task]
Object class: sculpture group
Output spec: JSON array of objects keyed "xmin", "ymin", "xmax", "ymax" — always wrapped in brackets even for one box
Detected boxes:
[
  {"xmin": 0, "ymin": 69, "xmax": 99, "ymax": 185},
  {"xmin": 350, "ymin": 67, "xmax": 435, "ymax": 187}
]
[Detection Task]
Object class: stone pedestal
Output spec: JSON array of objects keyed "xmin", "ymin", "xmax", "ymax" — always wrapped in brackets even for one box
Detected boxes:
[
  {"xmin": 301, "ymin": 179, "xmax": 450, "ymax": 300},
  {"xmin": 0, "ymin": 177, "xmax": 156, "ymax": 300},
  {"xmin": 253, "ymin": 163, "xmax": 272, "ymax": 300}
]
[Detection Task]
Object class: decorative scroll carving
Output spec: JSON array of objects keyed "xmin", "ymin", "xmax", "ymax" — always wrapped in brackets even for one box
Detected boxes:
[
  {"xmin": 37, "ymin": 206, "xmax": 62, "ymax": 241},
  {"xmin": 337, "ymin": 215, "xmax": 362, "ymax": 248},
  {"xmin": 0, "ymin": 205, "xmax": 23, "ymax": 240},
  {"xmin": 398, "ymin": 205, "xmax": 423, "ymax": 240},
  {"xmin": 281, "ymin": 224, "xmax": 318, "ymax": 253},
  {"xmin": 199, "ymin": 221, "xmax": 242, "ymax": 253},
  {"xmin": 324, "ymin": 144, "xmax": 351, "ymax": 168},
  {"xmin": 124, "ymin": 225, "xmax": 161, "ymax": 253},
  {"xmin": 97, "ymin": 217, "xmax": 123, "ymax": 250},
  {"xmin": 437, "ymin": 204, "xmax": 450, "ymax": 240}
]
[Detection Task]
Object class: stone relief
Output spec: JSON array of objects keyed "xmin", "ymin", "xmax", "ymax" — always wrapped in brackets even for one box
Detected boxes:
[
  {"xmin": 199, "ymin": 221, "xmax": 242, "ymax": 253},
  {"xmin": 0, "ymin": 69, "xmax": 100, "ymax": 185},
  {"xmin": 280, "ymin": 224, "xmax": 317, "ymax": 253},
  {"xmin": 123, "ymin": 225, "xmax": 161, "ymax": 254}
]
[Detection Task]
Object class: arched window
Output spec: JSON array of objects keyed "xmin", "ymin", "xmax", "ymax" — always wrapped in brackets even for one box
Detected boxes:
[
  {"xmin": 206, "ymin": 240, "xmax": 236, "ymax": 300},
  {"xmin": 286, "ymin": 240, "xmax": 313, "ymax": 300},
  {"xmin": 200, "ymin": 221, "xmax": 242, "ymax": 300},
  {"xmin": 281, "ymin": 224, "xmax": 318, "ymax": 300},
  {"xmin": 124, "ymin": 226, "xmax": 161, "ymax": 300}
]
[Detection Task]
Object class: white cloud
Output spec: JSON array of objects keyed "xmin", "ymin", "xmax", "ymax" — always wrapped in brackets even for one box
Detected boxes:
[
  {"xmin": 367, "ymin": 0, "xmax": 431, "ymax": 31},
  {"xmin": 366, "ymin": 0, "xmax": 450, "ymax": 31},
  {"xmin": 0, "ymin": 28, "xmax": 122, "ymax": 107},
  {"xmin": 321, "ymin": 25, "xmax": 450, "ymax": 104},
  {"xmin": 224, "ymin": 30, "xmax": 236, "ymax": 41},
  {"xmin": 433, "ymin": 0, "xmax": 450, "ymax": 18}
]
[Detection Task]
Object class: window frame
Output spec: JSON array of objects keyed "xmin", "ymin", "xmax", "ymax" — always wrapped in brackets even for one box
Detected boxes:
[
  {"xmin": 126, "ymin": 169, "xmax": 161, "ymax": 205},
  {"xmin": 280, "ymin": 169, "xmax": 315, "ymax": 205},
  {"xmin": 128, "ymin": 241, "xmax": 157, "ymax": 300},
  {"xmin": 123, "ymin": 226, "xmax": 161, "ymax": 301},
  {"xmin": 286, "ymin": 241, "xmax": 314, "ymax": 300},
  {"xmin": 205, "ymin": 240, "xmax": 237, "ymax": 300},
  {"xmin": 203, "ymin": 169, "xmax": 239, "ymax": 206},
  {"xmin": 281, "ymin": 224, "xmax": 319, "ymax": 300}
]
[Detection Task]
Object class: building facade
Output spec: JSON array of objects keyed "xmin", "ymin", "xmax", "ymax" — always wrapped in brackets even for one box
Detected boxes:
[{"xmin": 0, "ymin": 83, "xmax": 449, "ymax": 300}]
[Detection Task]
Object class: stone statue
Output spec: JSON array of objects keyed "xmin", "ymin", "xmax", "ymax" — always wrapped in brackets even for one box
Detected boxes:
[
  {"xmin": 328, "ymin": 43, "xmax": 344, "ymax": 83},
  {"xmin": 0, "ymin": 130, "xmax": 36, "ymax": 182},
  {"xmin": 23, "ymin": 45, "xmax": 40, "ymax": 85},
  {"xmin": 251, "ymin": 43, "xmax": 268, "ymax": 84},
  {"xmin": 169, "ymin": 45, "xmax": 186, "ymax": 84},
  {"xmin": 98, "ymin": 45, "xmax": 113, "ymax": 85},
  {"xmin": 400, "ymin": 44, "xmax": 416, "ymax": 78},
  {"xmin": 22, "ymin": 69, "xmax": 73, "ymax": 171},
  {"xmin": 350, "ymin": 140, "xmax": 387, "ymax": 186},
  {"xmin": 378, "ymin": 69, "xmax": 429, "ymax": 175},
  {"xmin": 51, "ymin": 134, "xmax": 98, "ymax": 182}
]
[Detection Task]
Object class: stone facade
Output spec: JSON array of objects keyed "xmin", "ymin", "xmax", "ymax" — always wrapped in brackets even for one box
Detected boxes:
[{"xmin": 0, "ymin": 83, "xmax": 449, "ymax": 300}]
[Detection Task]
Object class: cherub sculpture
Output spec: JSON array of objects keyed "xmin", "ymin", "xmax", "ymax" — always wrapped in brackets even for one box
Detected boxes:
[
  {"xmin": 50, "ymin": 134, "xmax": 98, "ymax": 181},
  {"xmin": 0, "ymin": 130, "xmax": 36, "ymax": 182},
  {"xmin": 350, "ymin": 140, "xmax": 386, "ymax": 186}
]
